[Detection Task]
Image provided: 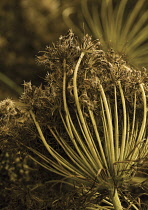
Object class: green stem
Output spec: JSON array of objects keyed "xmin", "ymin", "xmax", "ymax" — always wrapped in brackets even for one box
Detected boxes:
[
  {"xmin": 0, "ymin": 72, "xmax": 23, "ymax": 94},
  {"xmin": 110, "ymin": 188, "xmax": 123, "ymax": 210}
]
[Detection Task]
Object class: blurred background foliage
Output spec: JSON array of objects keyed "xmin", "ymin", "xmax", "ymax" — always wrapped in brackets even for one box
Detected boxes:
[
  {"xmin": 63, "ymin": 0, "xmax": 148, "ymax": 69},
  {"xmin": 0, "ymin": 0, "xmax": 147, "ymax": 100},
  {"xmin": 0, "ymin": 0, "xmax": 78, "ymax": 100}
]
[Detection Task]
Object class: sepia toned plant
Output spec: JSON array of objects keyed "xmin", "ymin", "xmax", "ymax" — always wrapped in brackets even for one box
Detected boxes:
[
  {"xmin": 0, "ymin": 1, "xmax": 147, "ymax": 209},
  {"xmin": 0, "ymin": 30, "xmax": 147, "ymax": 208},
  {"xmin": 12, "ymin": 31, "xmax": 147, "ymax": 209}
]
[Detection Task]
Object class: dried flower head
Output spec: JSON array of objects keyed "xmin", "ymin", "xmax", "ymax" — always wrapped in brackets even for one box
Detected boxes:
[
  {"xmin": 0, "ymin": 98, "xmax": 17, "ymax": 117},
  {"xmin": 0, "ymin": 31, "xmax": 147, "ymax": 209},
  {"xmin": 29, "ymin": 30, "xmax": 147, "ymax": 115}
]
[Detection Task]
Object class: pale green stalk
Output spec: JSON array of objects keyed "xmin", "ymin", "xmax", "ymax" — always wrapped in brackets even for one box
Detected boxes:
[
  {"xmin": 29, "ymin": 50, "xmax": 147, "ymax": 209},
  {"xmin": 73, "ymin": 52, "xmax": 103, "ymax": 170},
  {"xmin": 118, "ymin": 81, "xmax": 127, "ymax": 162},
  {"xmin": 110, "ymin": 188, "xmax": 123, "ymax": 210},
  {"xmin": 114, "ymin": 85, "xmax": 119, "ymax": 162},
  {"xmin": 99, "ymin": 84, "xmax": 115, "ymax": 170}
]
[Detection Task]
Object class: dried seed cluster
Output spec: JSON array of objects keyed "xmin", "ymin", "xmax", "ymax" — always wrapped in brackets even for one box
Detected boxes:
[
  {"xmin": 0, "ymin": 31, "xmax": 147, "ymax": 149},
  {"xmin": 21, "ymin": 30, "xmax": 147, "ymax": 115}
]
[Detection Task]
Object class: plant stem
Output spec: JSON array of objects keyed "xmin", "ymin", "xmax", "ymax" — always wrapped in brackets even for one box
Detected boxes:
[
  {"xmin": 110, "ymin": 188, "xmax": 123, "ymax": 210},
  {"xmin": 0, "ymin": 72, "xmax": 23, "ymax": 94}
]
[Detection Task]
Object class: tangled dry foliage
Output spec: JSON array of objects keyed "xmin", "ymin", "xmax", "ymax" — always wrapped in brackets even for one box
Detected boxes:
[
  {"xmin": 22, "ymin": 30, "xmax": 147, "ymax": 122},
  {"xmin": 0, "ymin": 31, "xmax": 148, "ymax": 209}
]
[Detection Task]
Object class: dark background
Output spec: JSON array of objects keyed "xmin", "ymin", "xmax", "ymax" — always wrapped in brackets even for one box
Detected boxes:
[
  {"xmin": 0, "ymin": 0, "xmax": 78, "ymax": 100},
  {"xmin": 0, "ymin": 0, "xmax": 147, "ymax": 100}
]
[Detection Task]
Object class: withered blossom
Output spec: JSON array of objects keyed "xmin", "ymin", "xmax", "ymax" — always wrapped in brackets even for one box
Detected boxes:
[
  {"xmin": 22, "ymin": 30, "xmax": 147, "ymax": 116},
  {"xmin": 0, "ymin": 31, "xmax": 147, "ymax": 209}
]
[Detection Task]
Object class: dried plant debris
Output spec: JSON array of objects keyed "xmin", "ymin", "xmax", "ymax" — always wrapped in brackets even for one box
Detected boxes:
[
  {"xmin": 1, "ymin": 30, "xmax": 147, "ymax": 146},
  {"xmin": 0, "ymin": 99, "xmax": 31, "ymax": 149},
  {"xmin": 0, "ymin": 29, "xmax": 147, "ymax": 157},
  {"xmin": 22, "ymin": 30, "xmax": 147, "ymax": 116},
  {"xmin": 0, "ymin": 30, "xmax": 147, "ymax": 209}
]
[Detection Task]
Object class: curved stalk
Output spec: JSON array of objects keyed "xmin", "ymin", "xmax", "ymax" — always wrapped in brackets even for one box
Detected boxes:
[{"xmin": 110, "ymin": 188, "xmax": 123, "ymax": 210}]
